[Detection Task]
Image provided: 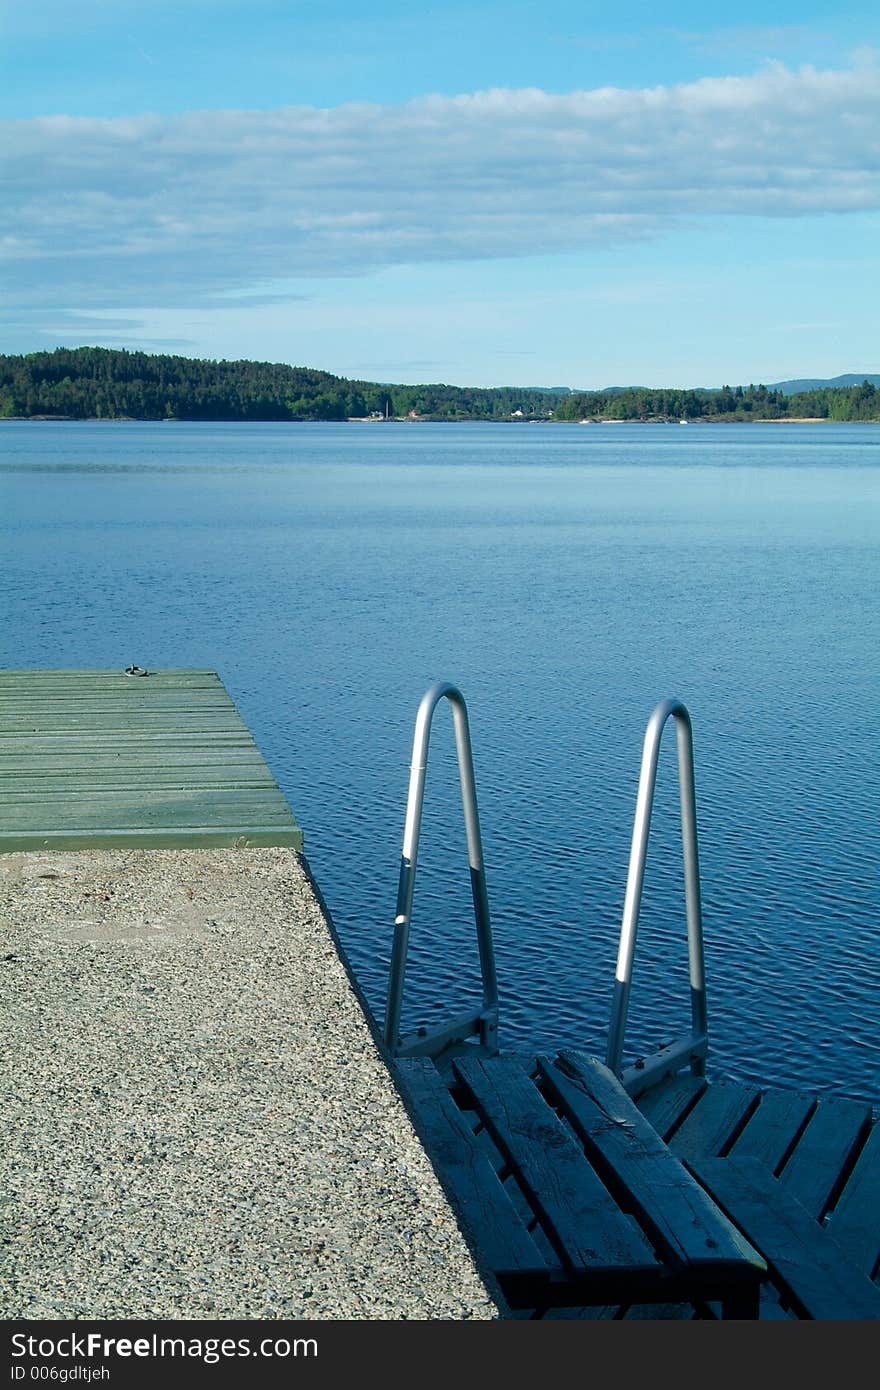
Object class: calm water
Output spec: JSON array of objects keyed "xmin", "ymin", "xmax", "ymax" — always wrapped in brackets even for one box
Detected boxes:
[{"xmin": 2, "ymin": 420, "xmax": 878, "ymax": 1102}]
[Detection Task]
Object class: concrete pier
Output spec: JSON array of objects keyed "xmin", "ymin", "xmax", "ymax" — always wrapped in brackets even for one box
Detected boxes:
[{"xmin": 0, "ymin": 847, "xmax": 496, "ymax": 1319}]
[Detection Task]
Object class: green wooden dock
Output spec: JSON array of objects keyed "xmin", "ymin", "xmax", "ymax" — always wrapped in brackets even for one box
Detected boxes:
[{"xmin": 0, "ymin": 669, "xmax": 302, "ymax": 851}]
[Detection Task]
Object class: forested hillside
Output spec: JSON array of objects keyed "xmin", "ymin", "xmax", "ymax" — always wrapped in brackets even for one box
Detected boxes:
[
  {"xmin": 1, "ymin": 347, "xmax": 878, "ymax": 422},
  {"xmin": 554, "ymin": 380, "xmax": 880, "ymax": 421},
  {"xmin": 0, "ymin": 348, "xmax": 564, "ymax": 421}
]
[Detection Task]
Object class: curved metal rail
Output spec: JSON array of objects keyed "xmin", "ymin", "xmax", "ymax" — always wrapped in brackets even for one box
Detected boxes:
[
  {"xmin": 606, "ymin": 698, "xmax": 709, "ymax": 1095},
  {"xmin": 384, "ymin": 681, "xmax": 499, "ymax": 1060}
]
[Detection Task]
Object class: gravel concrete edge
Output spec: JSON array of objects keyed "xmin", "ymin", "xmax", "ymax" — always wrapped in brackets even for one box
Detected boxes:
[{"xmin": 0, "ymin": 848, "xmax": 498, "ymax": 1320}]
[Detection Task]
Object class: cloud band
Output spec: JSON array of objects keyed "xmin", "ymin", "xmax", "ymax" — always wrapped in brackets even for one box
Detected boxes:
[{"xmin": 3, "ymin": 61, "xmax": 879, "ymax": 313}]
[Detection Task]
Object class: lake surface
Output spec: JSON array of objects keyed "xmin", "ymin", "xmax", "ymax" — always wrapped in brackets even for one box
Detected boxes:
[{"xmin": 2, "ymin": 420, "xmax": 878, "ymax": 1102}]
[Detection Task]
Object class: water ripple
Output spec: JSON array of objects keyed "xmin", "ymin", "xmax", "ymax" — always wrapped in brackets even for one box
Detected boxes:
[{"xmin": 3, "ymin": 421, "xmax": 878, "ymax": 1103}]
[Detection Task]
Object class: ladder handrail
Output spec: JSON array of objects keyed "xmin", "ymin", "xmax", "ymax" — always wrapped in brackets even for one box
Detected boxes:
[
  {"xmin": 606, "ymin": 698, "xmax": 709, "ymax": 1090},
  {"xmin": 384, "ymin": 681, "xmax": 499, "ymax": 1059}
]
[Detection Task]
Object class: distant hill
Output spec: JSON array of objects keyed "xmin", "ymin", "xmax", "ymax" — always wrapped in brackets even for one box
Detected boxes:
[
  {"xmin": 769, "ymin": 374, "xmax": 880, "ymax": 395},
  {"xmin": 516, "ymin": 385, "xmax": 576, "ymax": 394},
  {"xmin": 2, "ymin": 348, "xmax": 879, "ymax": 423},
  {"xmin": 567, "ymin": 376, "xmax": 880, "ymax": 395},
  {"xmin": 0, "ymin": 347, "xmax": 570, "ymax": 422}
]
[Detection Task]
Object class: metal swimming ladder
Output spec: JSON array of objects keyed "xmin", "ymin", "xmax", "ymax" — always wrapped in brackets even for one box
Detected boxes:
[
  {"xmin": 607, "ymin": 698, "xmax": 709, "ymax": 1096},
  {"xmin": 384, "ymin": 686, "xmax": 707, "ymax": 1089},
  {"xmin": 383, "ymin": 681, "xmax": 499, "ymax": 1061}
]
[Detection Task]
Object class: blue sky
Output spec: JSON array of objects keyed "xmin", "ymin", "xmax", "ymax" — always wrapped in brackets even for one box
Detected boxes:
[{"xmin": 3, "ymin": 1, "xmax": 879, "ymax": 386}]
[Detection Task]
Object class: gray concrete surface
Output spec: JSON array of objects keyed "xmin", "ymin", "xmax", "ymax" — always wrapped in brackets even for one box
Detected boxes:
[{"xmin": 0, "ymin": 848, "xmax": 497, "ymax": 1319}]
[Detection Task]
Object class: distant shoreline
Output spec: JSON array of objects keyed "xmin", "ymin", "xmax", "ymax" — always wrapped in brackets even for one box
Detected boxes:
[
  {"xmin": 0, "ymin": 414, "xmax": 844, "ymax": 426},
  {"xmin": 5, "ymin": 348, "xmax": 879, "ymax": 425}
]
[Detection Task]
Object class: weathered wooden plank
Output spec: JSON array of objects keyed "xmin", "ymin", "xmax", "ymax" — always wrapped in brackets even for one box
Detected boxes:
[
  {"xmin": 1, "ymin": 763, "xmax": 277, "ymax": 782},
  {"xmin": 1, "ymin": 704, "xmax": 236, "ymax": 718},
  {"xmin": 620, "ymin": 1302, "xmax": 696, "ymax": 1319},
  {"xmin": 0, "ymin": 771, "xmax": 277, "ymax": 792},
  {"xmin": 1, "ymin": 821, "xmax": 297, "ymax": 841},
  {"xmin": 540, "ymin": 1305, "xmax": 620, "ymax": 1320},
  {"xmin": 0, "ymin": 828, "xmax": 303, "ymax": 851},
  {"xmin": 0, "ymin": 753, "xmax": 270, "ymax": 770},
  {"xmin": 0, "ymin": 677, "xmax": 229, "ymax": 687},
  {"xmin": 12, "ymin": 688, "xmax": 229, "ymax": 701},
  {"xmin": 543, "ymin": 1051, "xmax": 766, "ymax": 1278},
  {"xmin": 0, "ymin": 787, "xmax": 292, "ymax": 809},
  {"xmin": 0, "ymin": 688, "xmax": 234, "ymax": 701},
  {"xmin": 1, "ymin": 816, "xmax": 297, "ymax": 835},
  {"xmin": 636, "ymin": 1074, "xmax": 707, "ymax": 1141},
  {"xmin": 728, "ymin": 1090, "xmax": 816, "ymax": 1172},
  {"xmin": 4, "ymin": 717, "xmax": 229, "ymax": 731},
  {"xmin": 1, "ymin": 721, "xmax": 249, "ymax": 736},
  {"xmin": 0, "ymin": 685, "xmax": 233, "ymax": 702},
  {"xmin": 690, "ymin": 1157, "xmax": 880, "ymax": 1320},
  {"xmin": 0, "ymin": 701, "xmax": 231, "ymax": 713},
  {"xmin": 0, "ymin": 669, "xmax": 302, "ymax": 851},
  {"xmin": 668, "ymin": 1082, "xmax": 761, "ymax": 1162},
  {"xmin": 0, "ymin": 795, "xmax": 294, "ymax": 811},
  {"xmin": 755, "ymin": 1289, "xmax": 798, "ymax": 1319},
  {"xmin": 0, "ymin": 782, "xmax": 276, "ymax": 799},
  {"xmin": 0, "ymin": 734, "xmax": 257, "ymax": 747},
  {"xmin": 0, "ymin": 669, "xmax": 220, "ymax": 680},
  {"xmin": 393, "ymin": 1058, "xmax": 545, "ymax": 1281},
  {"xmin": 453, "ymin": 1055, "xmax": 657, "ymax": 1273},
  {"xmin": 825, "ymin": 1123, "xmax": 880, "ymax": 1276},
  {"xmin": 778, "ymin": 1098, "xmax": 873, "ymax": 1219}
]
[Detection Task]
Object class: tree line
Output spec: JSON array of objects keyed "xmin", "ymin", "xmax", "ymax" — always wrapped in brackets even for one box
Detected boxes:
[
  {"xmin": 0, "ymin": 348, "xmax": 562, "ymax": 422},
  {"xmin": 553, "ymin": 380, "xmax": 880, "ymax": 422},
  {"xmin": 1, "ymin": 347, "xmax": 878, "ymax": 422}
]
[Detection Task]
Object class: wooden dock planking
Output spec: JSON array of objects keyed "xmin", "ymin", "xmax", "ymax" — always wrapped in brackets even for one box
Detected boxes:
[
  {"xmin": 394, "ymin": 1058, "xmax": 545, "ymax": 1279},
  {"xmin": 639, "ymin": 1071, "xmax": 880, "ymax": 1316},
  {"xmin": 667, "ymin": 1081, "xmax": 761, "ymax": 1161},
  {"xmin": 727, "ymin": 1089, "xmax": 816, "ymax": 1172},
  {"xmin": 397, "ymin": 1055, "xmax": 767, "ymax": 1317},
  {"xmin": 0, "ymin": 669, "xmax": 303, "ymax": 851},
  {"xmin": 776, "ymin": 1097, "xmax": 873, "ymax": 1220},
  {"xmin": 395, "ymin": 1051, "xmax": 877, "ymax": 1318},
  {"xmin": 825, "ymin": 1125, "xmax": 880, "ymax": 1278},
  {"xmin": 636, "ymin": 1074, "xmax": 706, "ymax": 1141},
  {"xmin": 453, "ymin": 1055, "xmax": 658, "ymax": 1274},
  {"xmin": 691, "ymin": 1157, "xmax": 880, "ymax": 1320},
  {"xmin": 539, "ymin": 1052, "xmax": 765, "ymax": 1278}
]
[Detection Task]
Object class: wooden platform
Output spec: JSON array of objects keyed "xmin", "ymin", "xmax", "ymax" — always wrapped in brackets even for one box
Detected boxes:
[
  {"xmin": 0, "ymin": 669, "xmax": 303, "ymax": 851},
  {"xmin": 637, "ymin": 1066, "xmax": 880, "ymax": 1319},
  {"xmin": 395, "ymin": 1052, "xmax": 880, "ymax": 1320}
]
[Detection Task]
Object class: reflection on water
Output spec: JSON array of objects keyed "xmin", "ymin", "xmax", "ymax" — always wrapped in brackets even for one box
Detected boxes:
[{"xmin": 2, "ymin": 420, "xmax": 878, "ymax": 1102}]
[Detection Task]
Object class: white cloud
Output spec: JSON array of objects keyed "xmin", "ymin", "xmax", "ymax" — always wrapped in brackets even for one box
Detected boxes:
[{"xmin": 3, "ymin": 61, "xmax": 880, "ymax": 318}]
